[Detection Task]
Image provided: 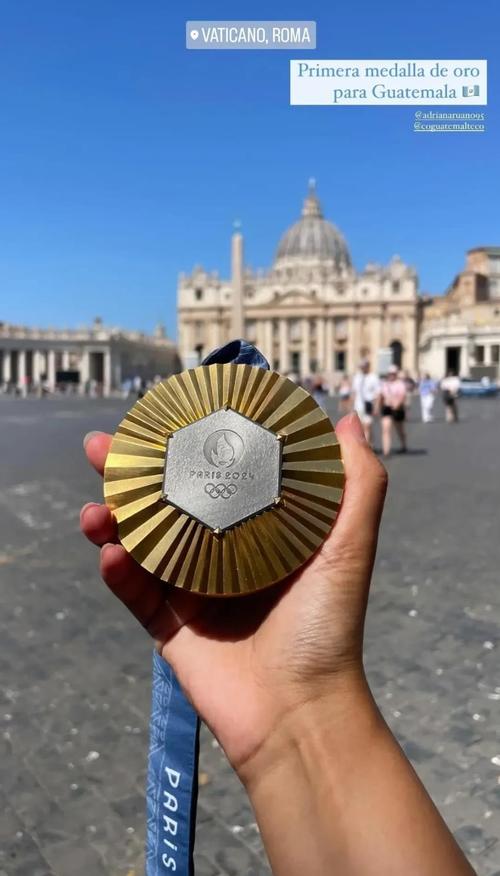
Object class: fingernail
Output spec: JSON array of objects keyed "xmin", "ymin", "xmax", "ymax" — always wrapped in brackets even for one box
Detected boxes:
[
  {"xmin": 348, "ymin": 412, "xmax": 367, "ymax": 442},
  {"xmin": 101, "ymin": 542, "xmax": 115, "ymax": 557},
  {"xmin": 83, "ymin": 430, "xmax": 102, "ymax": 449},
  {"xmin": 80, "ymin": 502, "xmax": 99, "ymax": 520}
]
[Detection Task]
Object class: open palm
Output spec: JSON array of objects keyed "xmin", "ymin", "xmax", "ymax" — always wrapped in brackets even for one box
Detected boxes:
[{"xmin": 81, "ymin": 413, "xmax": 387, "ymax": 772}]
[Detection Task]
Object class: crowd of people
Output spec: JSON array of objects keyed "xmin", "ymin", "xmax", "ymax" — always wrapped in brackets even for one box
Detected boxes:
[{"xmin": 300, "ymin": 361, "xmax": 461, "ymax": 458}]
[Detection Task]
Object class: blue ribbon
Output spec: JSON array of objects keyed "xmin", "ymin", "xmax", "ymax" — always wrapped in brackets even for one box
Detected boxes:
[{"xmin": 145, "ymin": 341, "xmax": 269, "ymax": 876}]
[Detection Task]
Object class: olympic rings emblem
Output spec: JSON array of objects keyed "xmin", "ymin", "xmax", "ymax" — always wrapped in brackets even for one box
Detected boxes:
[{"xmin": 204, "ymin": 482, "xmax": 238, "ymax": 500}]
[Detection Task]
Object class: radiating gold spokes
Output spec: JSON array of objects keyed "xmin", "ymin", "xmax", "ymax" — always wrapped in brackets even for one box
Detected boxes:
[{"xmin": 104, "ymin": 364, "xmax": 344, "ymax": 596}]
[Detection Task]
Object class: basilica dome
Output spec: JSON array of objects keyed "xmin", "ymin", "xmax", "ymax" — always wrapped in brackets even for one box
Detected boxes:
[{"xmin": 275, "ymin": 181, "xmax": 351, "ymax": 270}]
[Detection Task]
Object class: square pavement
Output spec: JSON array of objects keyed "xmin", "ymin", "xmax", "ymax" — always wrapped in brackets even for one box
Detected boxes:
[{"xmin": 0, "ymin": 395, "xmax": 498, "ymax": 875}]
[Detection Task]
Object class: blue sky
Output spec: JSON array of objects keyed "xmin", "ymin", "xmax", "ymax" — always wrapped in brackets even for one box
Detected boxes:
[{"xmin": 0, "ymin": 0, "xmax": 498, "ymax": 338}]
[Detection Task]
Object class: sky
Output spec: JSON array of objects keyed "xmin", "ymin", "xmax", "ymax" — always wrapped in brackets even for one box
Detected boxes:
[{"xmin": 0, "ymin": 0, "xmax": 499, "ymax": 338}]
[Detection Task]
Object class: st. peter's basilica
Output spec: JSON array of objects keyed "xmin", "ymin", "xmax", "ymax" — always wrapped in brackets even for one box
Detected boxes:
[{"xmin": 178, "ymin": 181, "xmax": 419, "ymax": 382}]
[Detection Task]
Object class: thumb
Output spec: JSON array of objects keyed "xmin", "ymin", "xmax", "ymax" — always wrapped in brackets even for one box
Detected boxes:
[{"xmin": 325, "ymin": 413, "xmax": 388, "ymax": 563}]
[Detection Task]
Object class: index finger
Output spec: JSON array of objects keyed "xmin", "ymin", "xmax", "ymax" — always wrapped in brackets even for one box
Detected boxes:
[{"xmin": 83, "ymin": 431, "xmax": 113, "ymax": 476}]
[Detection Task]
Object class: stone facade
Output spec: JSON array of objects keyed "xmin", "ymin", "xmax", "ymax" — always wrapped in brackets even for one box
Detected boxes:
[
  {"xmin": 419, "ymin": 247, "xmax": 500, "ymax": 378},
  {"xmin": 0, "ymin": 318, "xmax": 181, "ymax": 395},
  {"xmin": 178, "ymin": 182, "xmax": 419, "ymax": 383}
]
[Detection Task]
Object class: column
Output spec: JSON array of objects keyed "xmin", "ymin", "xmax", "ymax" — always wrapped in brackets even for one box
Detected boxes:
[
  {"xmin": 324, "ymin": 318, "xmax": 334, "ymax": 395},
  {"xmin": 32, "ymin": 350, "xmax": 43, "ymax": 384},
  {"xmin": 264, "ymin": 319, "xmax": 273, "ymax": 365},
  {"xmin": 259, "ymin": 320, "xmax": 268, "ymax": 354},
  {"xmin": 279, "ymin": 319, "xmax": 289, "ymax": 373},
  {"xmin": 62, "ymin": 350, "xmax": 71, "ymax": 370},
  {"xmin": 368, "ymin": 314, "xmax": 382, "ymax": 374},
  {"xmin": 47, "ymin": 349, "xmax": 56, "ymax": 390},
  {"xmin": 80, "ymin": 350, "xmax": 90, "ymax": 394},
  {"xmin": 346, "ymin": 318, "xmax": 354, "ymax": 371},
  {"xmin": 348, "ymin": 316, "xmax": 361, "ymax": 370},
  {"xmin": 372, "ymin": 314, "xmax": 384, "ymax": 359},
  {"xmin": 2, "ymin": 350, "xmax": 11, "ymax": 385},
  {"xmin": 405, "ymin": 314, "xmax": 417, "ymax": 376},
  {"xmin": 253, "ymin": 319, "xmax": 263, "ymax": 351},
  {"xmin": 103, "ymin": 349, "xmax": 112, "ymax": 396},
  {"xmin": 379, "ymin": 310, "xmax": 387, "ymax": 350},
  {"xmin": 181, "ymin": 323, "xmax": 193, "ymax": 367},
  {"xmin": 316, "ymin": 317, "xmax": 325, "ymax": 373},
  {"xmin": 231, "ymin": 231, "xmax": 244, "ymax": 338},
  {"xmin": 301, "ymin": 318, "xmax": 310, "ymax": 379},
  {"xmin": 211, "ymin": 319, "xmax": 221, "ymax": 350},
  {"xmin": 461, "ymin": 341, "xmax": 470, "ymax": 377},
  {"xmin": 325, "ymin": 318, "xmax": 334, "ymax": 373},
  {"xmin": 484, "ymin": 344, "xmax": 492, "ymax": 366},
  {"xmin": 18, "ymin": 349, "xmax": 26, "ymax": 395}
]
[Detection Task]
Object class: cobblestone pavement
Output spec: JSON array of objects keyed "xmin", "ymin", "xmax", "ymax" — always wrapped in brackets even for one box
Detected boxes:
[{"xmin": 0, "ymin": 394, "xmax": 498, "ymax": 876}]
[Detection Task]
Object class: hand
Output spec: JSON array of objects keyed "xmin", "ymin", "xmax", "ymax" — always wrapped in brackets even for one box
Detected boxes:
[{"xmin": 80, "ymin": 412, "xmax": 387, "ymax": 776}]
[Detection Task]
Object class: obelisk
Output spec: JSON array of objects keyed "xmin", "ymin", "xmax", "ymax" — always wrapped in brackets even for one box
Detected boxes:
[{"xmin": 230, "ymin": 222, "xmax": 244, "ymax": 338}]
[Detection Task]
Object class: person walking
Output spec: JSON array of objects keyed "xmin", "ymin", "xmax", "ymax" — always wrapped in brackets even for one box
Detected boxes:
[
  {"xmin": 419, "ymin": 373, "xmax": 437, "ymax": 423},
  {"xmin": 401, "ymin": 369, "xmax": 415, "ymax": 413},
  {"xmin": 337, "ymin": 373, "xmax": 352, "ymax": 415},
  {"xmin": 380, "ymin": 364, "xmax": 407, "ymax": 457},
  {"xmin": 352, "ymin": 359, "xmax": 380, "ymax": 446},
  {"xmin": 441, "ymin": 371, "xmax": 460, "ymax": 422},
  {"xmin": 311, "ymin": 374, "xmax": 327, "ymax": 410}
]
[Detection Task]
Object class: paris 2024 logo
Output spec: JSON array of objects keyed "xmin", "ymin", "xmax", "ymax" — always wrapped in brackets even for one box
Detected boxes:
[
  {"xmin": 203, "ymin": 430, "xmax": 244, "ymax": 469},
  {"xmin": 202, "ymin": 430, "xmax": 248, "ymax": 499}
]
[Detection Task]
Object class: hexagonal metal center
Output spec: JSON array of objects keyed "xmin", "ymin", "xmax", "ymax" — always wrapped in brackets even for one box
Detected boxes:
[{"xmin": 162, "ymin": 408, "xmax": 281, "ymax": 532}]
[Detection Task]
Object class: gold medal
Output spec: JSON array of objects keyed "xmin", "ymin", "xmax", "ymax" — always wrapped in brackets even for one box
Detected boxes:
[{"xmin": 104, "ymin": 364, "xmax": 344, "ymax": 596}]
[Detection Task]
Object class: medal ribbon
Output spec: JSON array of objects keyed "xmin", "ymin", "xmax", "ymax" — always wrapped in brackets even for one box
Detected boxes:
[{"xmin": 145, "ymin": 341, "xmax": 270, "ymax": 876}]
